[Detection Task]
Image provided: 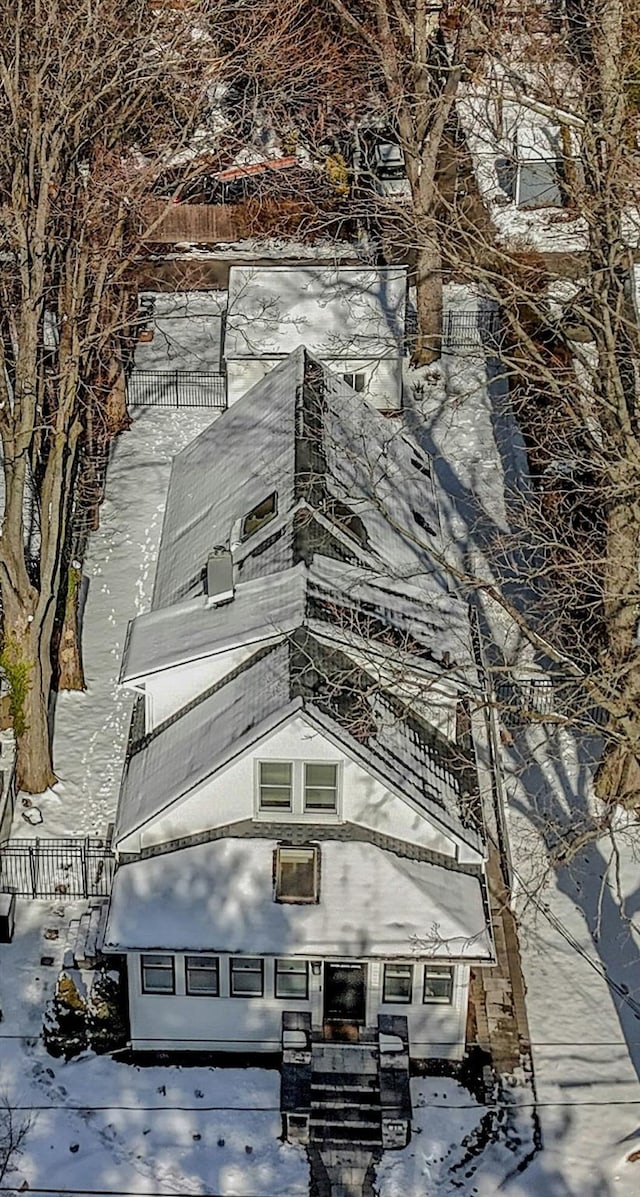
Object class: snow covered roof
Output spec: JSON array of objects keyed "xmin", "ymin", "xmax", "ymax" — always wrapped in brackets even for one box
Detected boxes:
[
  {"xmin": 151, "ymin": 348, "xmax": 446, "ymax": 611},
  {"xmin": 115, "ymin": 635, "xmax": 480, "ymax": 851},
  {"xmin": 103, "ymin": 837, "xmax": 493, "ymax": 960},
  {"xmin": 121, "ymin": 556, "xmax": 472, "ymax": 685},
  {"xmin": 224, "ymin": 266, "xmax": 407, "ymax": 360}
]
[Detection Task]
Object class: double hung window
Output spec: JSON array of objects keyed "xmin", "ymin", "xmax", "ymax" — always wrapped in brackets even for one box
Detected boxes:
[
  {"xmin": 382, "ymin": 963, "xmax": 413, "ymax": 1003},
  {"xmin": 141, "ymin": 954, "xmax": 175, "ymax": 995},
  {"xmin": 185, "ymin": 956, "xmax": 219, "ymax": 996},
  {"xmin": 275, "ymin": 958, "xmax": 309, "ymax": 999},
  {"xmin": 258, "ymin": 761, "xmax": 339, "ymax": 817},
  {"xmin": 230, "ymin": 957, "xmax": 264, "ymax": 997},
  {"xmin": 423, "ymin": 964, "xmax": 454, "ymax": 1003}
]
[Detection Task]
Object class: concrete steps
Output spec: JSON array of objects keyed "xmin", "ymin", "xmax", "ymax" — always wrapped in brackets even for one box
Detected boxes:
[{"xmin": 309, "ymin": 1046, "xmax": 382, "ymax": 1151}]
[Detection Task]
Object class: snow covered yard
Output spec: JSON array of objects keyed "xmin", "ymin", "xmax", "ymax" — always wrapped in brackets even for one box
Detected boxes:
[
  {"xmin": 12, "ymin": 405, "xmax": 222, "ymax": 839},
  {"xmin": 0, "ymin": 901, "xmax": 309, "ymax": 1196}
]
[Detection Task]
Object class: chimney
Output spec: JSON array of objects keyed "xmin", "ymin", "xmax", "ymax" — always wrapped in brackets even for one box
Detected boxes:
[{"xmin": 206, "ymin": 548, "xmax": 235, "ymax": 606}]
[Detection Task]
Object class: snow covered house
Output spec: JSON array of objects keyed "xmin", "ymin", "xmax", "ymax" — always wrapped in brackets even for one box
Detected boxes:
[
  {"xmin": 103, "ymin": 347, "xmax": 494, "ymax": 1060},
  {"xmin": 223, "ymin": 265, "xmax": 407, "ymax": 410}
]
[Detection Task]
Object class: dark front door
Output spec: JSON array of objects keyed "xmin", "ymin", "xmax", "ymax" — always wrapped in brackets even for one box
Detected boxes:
[{"xmin": 323, "ymin": 963, "xmax": 366, "ymax": 1023}]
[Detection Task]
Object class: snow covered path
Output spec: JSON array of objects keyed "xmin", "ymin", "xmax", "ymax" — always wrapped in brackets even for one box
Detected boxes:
[{"xmin": 13, "ymin": 407, "xmax": 221, "ymax": 839}]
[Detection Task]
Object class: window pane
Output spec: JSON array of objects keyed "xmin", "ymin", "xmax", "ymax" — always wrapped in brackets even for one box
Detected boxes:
[
  {"xmin": 383, "ymin": 964, "xmax": 412, "ymax": 1003},
  {"xmin": 304, "ymin": 788, "xmax": 336, "ymax": 809},
  {"xmin": 305, "ymin": 764, "xmax": 337, "ymax": 788},
  {"xmin": 424, "ymin": 966, "xmax": 453, "ymax": 1002},
  {"xmin": 242, "ymin": 493, "xmax": 277, "ymax": 540},
  {"xmin": 261, "ymin": 763, "xmax": 292, "ymax": 787},
  {"xmin": 260, "ymin": 786, "xmax": 292, "ymax": 809},
  {"xmin": 142, "ymin": 954, "xmax": 172, "ymax": 969}
]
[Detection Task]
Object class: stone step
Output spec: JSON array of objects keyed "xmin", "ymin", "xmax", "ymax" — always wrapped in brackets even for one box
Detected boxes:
[
  {"xmin": 311, "ymin": 1092, "xmax": 380, "ymax": 1109},
  {"xmin": 311, "ymin": 1122, "xmax": 381, "ymax": 1144},
  {"xmin": 311, "ymin": 1071, "xmax": 379, "ymax": 1091},
  {"xmin": 311, "ymin": 1107, "xmax": 381, "ymax": 1124}
]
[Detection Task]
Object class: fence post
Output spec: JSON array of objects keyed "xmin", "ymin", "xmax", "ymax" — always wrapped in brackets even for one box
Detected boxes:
[
  {"xmin": 82, "ymin": 836, "xmax": 89, "ymax": 897},
  {"xmin": 29, "ymin": 841, "xmax": 38, "ymax": 898},
  {"xmin": 173, "ymin": 371, "xmax": 179, "ymax": 409}
]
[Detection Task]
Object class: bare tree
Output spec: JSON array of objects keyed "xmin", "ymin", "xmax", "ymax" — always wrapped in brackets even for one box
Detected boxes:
[
  {"xmin": 0, "ymin": 1, "xmax": 221, "ymax": 791},
  {"xmin": 0, "ymin": 1094, "xmax": 32, "ymax": 1189}
]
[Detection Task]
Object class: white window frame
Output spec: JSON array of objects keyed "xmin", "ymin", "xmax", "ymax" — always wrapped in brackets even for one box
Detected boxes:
[
  {"xmin": 185, "ymin": 955, "xmax": 220, "ymax": 997},
  {"xmin": 255, "ymin": 760, "xmax": 341, "ymax": 821},
  {"xmin": 423, "ymin": 964, "xmax": 454, "ymax": 1004},
  {"xmin": 382, "ymin": 962, "xmax": 413, "ymax": 1004},
  {"xmin": 274, "ymin": 845, "xmax": 319, "ymax": 904},
  {"xmin": 141, "ymin": 954, "xmax": 175, "ymax": 995},
  {"xmin": 342, "ymin": 371, "xmax": 367, "ymax": 393},
  {"xmin": 257, "ymin": 761, "xmax": 293, "ymax": 812},
  {"xmin": 275, "ymin": 958, "xmax": 309, "ymax": 1000},
  {"xmin": 230, "ymin": 956, "xmax": 264, "ymax": 998}
]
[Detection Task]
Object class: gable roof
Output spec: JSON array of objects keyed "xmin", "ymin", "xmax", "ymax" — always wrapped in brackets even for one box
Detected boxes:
[
  {"xmin": 225, "ymin": 265, "xmax": 407, "ymax": 360},
  {"xmin": 115, "ymin": 634, "xmax": 481, "ymax": 852},
  {"xmin": 103, "ymin": 837, "xmax": 493, "ymax": 960},
  {"xmin": 151, "ymin": 348, "xmax": 445, "ymax": 611},
  {"xmin": 121, "ymin": 556, "xmax": 473, "ymax": 685}
]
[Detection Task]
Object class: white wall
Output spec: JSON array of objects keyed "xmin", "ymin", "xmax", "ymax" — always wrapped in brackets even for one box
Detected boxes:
[
  {"xmin": 125, "ymin": 713, "xmax": 473, "ymax": 861},
  {"xmin": 226, "ymin": 356, "xmax": 402, "ymax": 411},
  {"xmin": 144, "ymin": 646, "xmax": 259, "ymax": 730},
  {"xmin": 126, "ymin": 950, "xmax": 471, "ymax": 1060}
]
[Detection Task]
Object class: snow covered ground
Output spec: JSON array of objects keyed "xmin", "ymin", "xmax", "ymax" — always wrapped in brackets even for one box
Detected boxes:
[
  {"xmin": 12, "ymin": 405, "xmax": 221, "ymax": 839},
  {"xmin": 0, "ymin": 902, "xmax": 309, "ymax": 1196},
  {"xmin": 3, "ymin": 285, "xmax": 640, "ymax": 1194}
]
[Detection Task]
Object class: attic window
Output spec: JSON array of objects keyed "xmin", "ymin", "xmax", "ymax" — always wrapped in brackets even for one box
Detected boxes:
[
  {"xmin": 275, "ymin": 845, "xmax": 319, "ymax": 904},
  {"xmin": 343, "ymin": 372, "xmax": 366, "ymax": 393},
  {"xmin": 241, "ymin": 492, "xmax": 277, "ymax": 541}
]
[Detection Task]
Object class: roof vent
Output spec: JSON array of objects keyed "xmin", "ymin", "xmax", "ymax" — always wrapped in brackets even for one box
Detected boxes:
[{"xmin": 206, "ymin": 548, "xmax": 235, "ymax": 606}]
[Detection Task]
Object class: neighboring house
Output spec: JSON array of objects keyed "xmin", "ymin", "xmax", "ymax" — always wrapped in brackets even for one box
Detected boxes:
[
  {"xmin": 223, "ymin": 265, "xmax": 407, "ymax": 410},
  {"xmin": 103, "ymin": 347, "xmax": 494, "ymax": 1060},
  {"xmin": 128, "ymin": 292, "xmax": 226, "ymax": 409}
]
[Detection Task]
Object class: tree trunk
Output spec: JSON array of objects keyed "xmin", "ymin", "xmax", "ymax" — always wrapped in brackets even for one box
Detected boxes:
[
  {"xmin": 413, "ymin": 234, "xmax": 443, "ymax": 364},
  {"xmin": 57, "ymin": 567, "xmax": 86, "ymax": 692},
  {"xmin": 3, "ymin": 619, "xmax": 57, "ymax": 794}
]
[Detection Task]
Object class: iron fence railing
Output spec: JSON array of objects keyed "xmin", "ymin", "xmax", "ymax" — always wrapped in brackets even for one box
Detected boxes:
[
  {"xmin": 127, "ymin": 370, "xmax": 227, "ymax": 410},
  {"xmin": 442, "ymin": 309, "xmax": 503, "ymax": 353},
  {"xmin": 0, "ymin": 836, "xmax": 115, "ymax": 898}
]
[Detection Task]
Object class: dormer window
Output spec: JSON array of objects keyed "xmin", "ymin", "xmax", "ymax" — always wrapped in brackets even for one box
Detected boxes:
[
  {"xmin": 343, "ymin": 372, "xmax": 366, "ymax": 393},
  {"xmin": 275, "ymin": 845, "xmax": 319, "ymax": 903},
  {"xmin": 241, "ymin": 492, "xmax": 277, "ymax": 541}
]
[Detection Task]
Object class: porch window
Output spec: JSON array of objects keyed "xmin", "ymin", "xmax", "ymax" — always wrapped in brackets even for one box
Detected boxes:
[
  {"xmin": 230, "ymin": 956, "xmax": 264, "ymax": 997},
  {"xmin": 275, "ymin": 845, "xmax": 319, "ymax": 903},
  {"xmin": 259, "ymin": 762, "xmax": 293, "ymax": 811},
  {"xmin": 303, "ymin": 763, "xmax": 338, "ymax": 812},
  {"xmin": 241, "ymin": 492, "xmax": 277, "ymax": 541},
  {"xmin": 185, "ymin": 955, "xmax": 219, "ymax": 996},
  {"xmin": 423, "ymin": 964, "xmax": 454, "ymax": 1003},
  {"xmin": 275, "ymin": 958, "xmax": 309, "ymax": 1000},
  {"xmin": 383, "ymin": 962, "xmax": 413, "ymax": 1003},
  {"xmin": 141, "ymin": 954, "xmax": 175, "ymax": 995}
]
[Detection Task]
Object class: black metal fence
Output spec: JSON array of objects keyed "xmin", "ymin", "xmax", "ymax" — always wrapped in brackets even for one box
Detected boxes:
[
  {"xmin": 495, "ymin": 676, "xmax": 607, "ymax": 730},
  {"xmin": 0, "ymin": 837, "xmax": 115, "ymax": 898},
  {"xmin": 443, "ymin": 309, "xmax": 503, "ymax": 353},
  {"xmin": 127, "ymin": 370, "xmax": 227, "ymax": 409}
]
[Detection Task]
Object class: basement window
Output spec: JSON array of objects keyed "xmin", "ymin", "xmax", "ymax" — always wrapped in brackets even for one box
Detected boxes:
[
  {"xmin": 275, "ymin": 845, "xmax": 319, "ymax": 903},
  {"xmin": 241, "ymin": 492, "xmax": 277, "ymax": 541}
]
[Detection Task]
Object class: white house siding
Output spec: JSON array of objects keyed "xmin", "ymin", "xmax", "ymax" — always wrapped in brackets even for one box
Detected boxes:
[
  {"xmin": 126, "ymin": 952, "xmax": 470, "ymax": 1060},
  {"xmin": 143, "ymin": 645, "xmax": 260, "ymax": 730},
  {"xmin": 123, "ymin": 714, "xmax": 468, "ymax": 860},
  {"xmin": 226, "ymin": 356, "xmax": 402, "ymax": 412}
]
